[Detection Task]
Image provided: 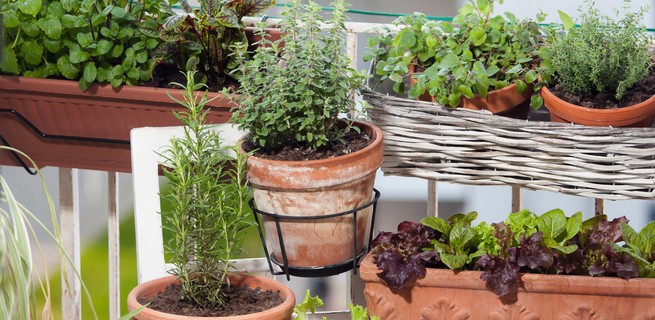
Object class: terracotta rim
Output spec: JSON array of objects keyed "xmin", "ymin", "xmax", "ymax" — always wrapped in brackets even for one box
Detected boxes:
[
  {"xmin": 242, "ymin": 120, "xmax": 384, "ymax": 190},
  {"xmin": 126, "ymin": 274, "xmax": 296, "ymax": 320},
  {"xmin": 408, "ymin": 64, "xmax": 531, "ymax": 113},
  {"xmin": 541, "ymin": 85, "xmax": 655, "ymax": 127}
]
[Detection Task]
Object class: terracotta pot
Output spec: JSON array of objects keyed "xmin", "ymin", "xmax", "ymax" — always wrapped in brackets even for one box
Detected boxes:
[
  {"xmin": 408, "ymin": 64, "xmax": 532, "ymax": 115},
  {"xmin": 359, "ymin": 254, "xmax": 655, "ymax": 320},
  {"xmin": 126, "ymin": 273, "xmax": 295, "ymax": 320},
  {"xmin": 541, "ymin": 85, "xmax": 655, "ymax": 127},
  {"xmin": 244, "ymin": 121, "xmax": 383, "ymax": 268}
]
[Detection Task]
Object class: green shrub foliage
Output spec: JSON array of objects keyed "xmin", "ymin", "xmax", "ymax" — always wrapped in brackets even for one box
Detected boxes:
[
  {"xmin": 0, "ymin": 0, "xmax": 172, "ymax": 90},
  {"xmin": 228, "ymin": 0, "xmax": 367, "ymax": 150},
  {"xmin": 551, "ymin": 0, "xmax": 653, "ymax": 100}
]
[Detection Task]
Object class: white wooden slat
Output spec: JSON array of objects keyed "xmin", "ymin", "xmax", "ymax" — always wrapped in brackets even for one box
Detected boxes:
[
  {"xmin": 108, "ymin": 172, "xmax": 120, "ymax": 319},
  {"xmin": 428, "ymin": 179, "xmax": 439, "ymax": 217},
  {"xmin": 60, "ymin": 168, "xmax": 81, "ymax": 320}
]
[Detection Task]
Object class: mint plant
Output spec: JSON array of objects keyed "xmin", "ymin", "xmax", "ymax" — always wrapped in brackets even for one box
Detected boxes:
[
  {"xmin": 366, "ymin": 0, "xmax": 546, "ymax": 108},
  {"xmin": 371, "ymin": 209, "xmax": 651, "ymax": 297},
  {"xmin": 228, "ymin": 0, "xmax": 367, "ymax": 150},
  {"xmin": 158, "ymin": 0, "xmax": 274, "ymax": 88},
  {"xmin": 160, "ymin": 71, "xmax": 252, "ymax": 307},
  {"xmin": 547, "ymin": 0, "xmax": 653, "ymax": 101},
  {"xmin": 0, "ymin": 0, "xmax": 173, "ymax": 90}
]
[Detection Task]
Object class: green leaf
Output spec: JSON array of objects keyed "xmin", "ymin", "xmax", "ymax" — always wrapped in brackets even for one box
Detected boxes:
[
  {"xmin": 69, "ymin": 48, "xmax": 90, "ymax": 63},
  {"xmin": 96, "ymin": 40, "xmax": 113, "ymax": 55},
  {"xmin": 458, "ymin": 85, "xmax": 474, "ymax": 99},
  {"xmin": 439, "ymin": 53, "xmax": 459, "ymax": 69},
  {"xmin": 537, "ymin": 209, "xmax": 566, "ymax": 240},
  {"xmin": 61, "ymin": 14, "xmax": 86, "ymax": 28},
  {"xmin": 398, "ymin": 28, "xmax": 416, "ymax": 49},
  {"xmin": 525, "ymin": 70, "xmax": 538, "ymax": 84},
  {"xmin": 83, "ymin": 62, "xmax": 97, "ymax": 83},
  {"xmin": 348, "ymin": 304, "xmax": 377, "ymax": 320},
  {"xmin": 0, "ymin": 47, "xmax": 20, "ymax": 74},
  {"xmin": 76, "ymin": 33, "xmax": 92, "ymax": 47},
  {"xmin": 515, "ymin": 80, "xmax": 527, "ymax": 94},
  {"xmin": 112, "ymin": 44, "xmax": 124, "ymax": 58},
  {"xmin": 448, "ymin": 93, "xmax": 461, "ymax": 107},
  {"xmin": 564, "ymin": 211, "xmax": 582, "ymax": 241},
  {"xmin": 294, "ymin": 290, "xmax": 324, "ymax": 320},
  {"xmin": 57, "ymin": 55, "xmax": 80, "ymax": 79},
  {"xmin": 558, "ymin": 10, "xmax": 574, "ymax": 30},
  {"xmin": 21, "ymin": 18, "xmax": 40, "ymax": 37},
  {"xmin": 4, "ymin": 9, "xmax": 20, "ymax": 28},
  {"xmin": 135, "ymin": 51, "xmax": 148, "ymax": 64},
  {"xmin": 469, "ymin": 27, "xmax": 487, "ymax": 46},
  {"xmin": 389, "ymin": 73, "xmax": 403, "ymax": 83},
  {"xmin": 440, "ymin": 253, "xmax": 468, "ymax": 270},
  {"xmin": 506, "ymin": 64, "xmax": 522, "ymax": 74},
  {"xmin": 20, "ymin": 40, "xmax": 43, "ymax": 65},
  {"xmin": 18, "ymin": 0, "xmax": 42, "ymax": 16},
  {"xmin": 476, "ymin": 0, "xmax": 489, "ymax": 11},
  {"xmin": 421, "ymin": 216, "xmax": 451, "ymax": 235},
  {"xmin": 38, "ymin": 16, "xmax": 63, "ymax": 39},
  {"xmin": 110, "ymin": 7, "xmax": 127, "ymax": 18},
  {"xmin": 486, "ymin": 65, "xmax": 500, "ymax": 77},
  {"xmin": 530, "ymin": 94, "xmax": 543, "ymax": 110},
  {"xmin": 426, "ymin": 34, "xmax": 438, "ymax": 47}
]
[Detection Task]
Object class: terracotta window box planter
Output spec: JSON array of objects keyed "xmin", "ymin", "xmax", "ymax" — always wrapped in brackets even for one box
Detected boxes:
[
  {"xmin": 359, "ymin": 253, "xmax": 655, "ymax": 319},
  {"xmin": 0, "ymin": 76, "xmax": 234, "ymax": 172}
]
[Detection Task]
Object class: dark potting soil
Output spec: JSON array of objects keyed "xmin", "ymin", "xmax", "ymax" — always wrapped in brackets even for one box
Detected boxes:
[
  {"xmin": 242, "ymin": 129, "xmax": 373, "ymax": 161},
  {"xmin": 140, "ymin": 63, "xmax": 238, "ymax": 92},
  {"xmin": 550, "ymin": 72, "xmax": 655, "ymax": 109},
  {"xmin": 138, "ymin": 283, "xmax": 284, "ymax": 317}
]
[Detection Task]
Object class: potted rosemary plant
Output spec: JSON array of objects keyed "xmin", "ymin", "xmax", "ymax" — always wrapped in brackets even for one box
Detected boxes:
[
  {"xmin": 126, "ymin": 72, "xmax": 295, "ymax": 319},
  {"xmin": 539, "ymin": 0, "xmax": 655, "ymax": 127},
  {"xmin": 227, "ymin": 0, "xmax": 383, "ymax": 272},
  {"xmin": 360, "ymin": 209, "xmax": 655, "ymax": 319},
  {"xmin": 366, "ymin": 0, "xmax": 545, "ymax": 115}
]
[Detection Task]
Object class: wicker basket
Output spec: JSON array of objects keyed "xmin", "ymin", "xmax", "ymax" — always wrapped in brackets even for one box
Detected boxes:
[{"xmin": 363, "ymin": 89, "xmax": 655, "ymax": 201}]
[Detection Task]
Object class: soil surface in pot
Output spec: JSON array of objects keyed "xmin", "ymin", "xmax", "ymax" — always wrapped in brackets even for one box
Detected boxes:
[
  {"xmin": 138, "ymin": 283, "xmax": 284, "ymax": 317},
  {"xmin": 141, "ymin": 63, "xmax": 238, "ymax": 92},
  {"xmin": 243, "ymin": 129, "xmax": 373, "ymax": 161},
  {"xmin": 550, "ymin": 72, "xmax": 655, "ymax": 109}
]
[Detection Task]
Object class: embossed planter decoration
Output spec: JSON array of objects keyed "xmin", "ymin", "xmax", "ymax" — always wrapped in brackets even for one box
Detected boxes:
[
  {"xmin": 244, "ymin": 121, "xmax": 383, "ymax": 269},
  {"xmin": 359, "ymin": 254, "xmax": 655, "ymax": 320}
]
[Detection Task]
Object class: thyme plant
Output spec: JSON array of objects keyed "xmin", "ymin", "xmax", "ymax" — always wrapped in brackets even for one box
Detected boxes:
[
  {"xmin": 160, "ymin": 71, "xmax": 252, "ymax": 307},
  {"xmin": 550, "ymin": 0, "xmax": 653, "ymax": 100},
  {"xmin": 228, "ymin": 0, "xmax": 367, "ymax": 150}
]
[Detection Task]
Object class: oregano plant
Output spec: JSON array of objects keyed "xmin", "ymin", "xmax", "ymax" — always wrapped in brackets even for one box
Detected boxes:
[
  {"xmin": 227, "ymin": 0, "xmax": 367, "ymax": 150},
  {"xmin": 160, "ymin": 71, "xmax": 252, "ymax": 307},
  {"xmin": 0, "ymin": 0, "xmax": 173, "ymax": 90}
]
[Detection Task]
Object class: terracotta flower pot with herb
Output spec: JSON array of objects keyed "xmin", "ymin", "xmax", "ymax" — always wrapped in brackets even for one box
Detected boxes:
[
  {"xmin": 360, "ymin": 210, "xmax": 655, "ymax": 319},
  {"xmin": 366, "ymin": 0, "xmax": 545, "ymax": 116},
  {"xmin": 227, "ymin": 0, "xmax": 382, "ymax": 272},
  {"xmin": 539, "ymin": 0, "xmax": 655, "ymax": 127},
  {"xmin": 126, "ymin": 73, "xmax": 295, "ymax": 319}
]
